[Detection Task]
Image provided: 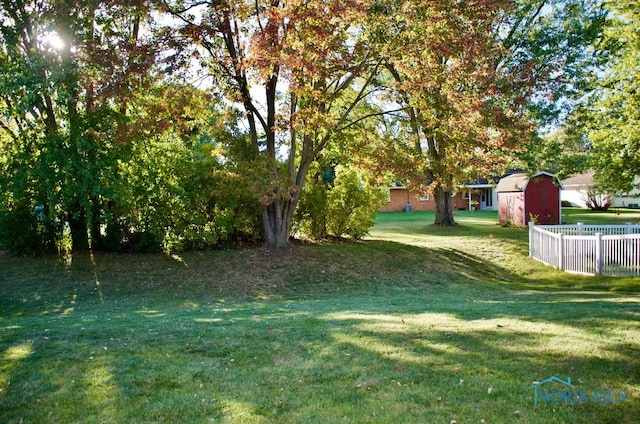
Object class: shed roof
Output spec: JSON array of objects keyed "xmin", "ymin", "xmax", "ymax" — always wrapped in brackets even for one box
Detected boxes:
[
  {"xmin": 496, "ymin": 171, "xmax": 562, "ymax": 193},
  {"xmin": 495, "ymin": 172, "xmax": 528, "ymax": 192}
]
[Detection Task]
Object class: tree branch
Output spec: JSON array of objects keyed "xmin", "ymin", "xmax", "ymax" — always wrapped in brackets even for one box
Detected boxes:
[
  {"xmin": 336, "ymin": 108, "xmax": 407, "ymax": 132},
  {"xmin": 161, "ymin": 0, "xmax": 212, "ymax": 16}
]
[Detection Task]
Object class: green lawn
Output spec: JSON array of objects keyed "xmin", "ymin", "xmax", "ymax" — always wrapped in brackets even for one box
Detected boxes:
[
  {"xmin": 562, "ymin": 207, "xmax": 640, "ymax": 225},
  {"xmin": 1, "ymin": 211, "xmax": 639, "ymax": 423}
]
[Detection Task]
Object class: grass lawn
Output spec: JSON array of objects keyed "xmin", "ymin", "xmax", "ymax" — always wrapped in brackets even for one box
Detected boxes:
[
  {"xmin": 1, "ymin": 210, "xmax": 639, "ymax": 423},
  {"xmin": 562, "ymin": 207, "xmax": 640, "ymax": 225}
]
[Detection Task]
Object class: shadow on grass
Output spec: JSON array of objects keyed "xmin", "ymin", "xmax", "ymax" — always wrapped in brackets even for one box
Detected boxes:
[
  {"xmin": 1, "ymin": 238, "xmax": 639, "ymax": 422},
  {"xmin": 0, "ymin": 237, "xmax": 637, "ymax": 319},
  {"xmin": 2, "ymin": 285, "xmax": 638, "ymax": 423}
]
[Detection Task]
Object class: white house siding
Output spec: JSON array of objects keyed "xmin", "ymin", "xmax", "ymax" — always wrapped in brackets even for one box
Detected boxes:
[
  {"xmin": 561, "ymin": 171, "xmax": 640, "ymax": 209},
  {"xmin": 561, "ymin": 190, "xmax": 589, "ymax": 208}
]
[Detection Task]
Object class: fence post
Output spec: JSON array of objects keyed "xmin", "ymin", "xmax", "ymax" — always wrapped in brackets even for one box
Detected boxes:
[
  {"xmin": 558, "ymin": 233, "xmax": 564, "ymax": 270},
  {"xmin": 529, "ymin": 221, "xmax": 534, "ymax": 258},
  {"xmin": 626, "ymin": 222, "xmax": 632, "ymax": 234},
  {"xmin": 578, "ymin": 222, "xmax": 584, "ymax": 235},
  {"xmin": 595, "ymin": 233, "xmax": 603, "ymax": 275}
]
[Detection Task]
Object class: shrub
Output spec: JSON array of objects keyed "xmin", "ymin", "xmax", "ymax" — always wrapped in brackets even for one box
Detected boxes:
[
  {"xmin": 0, "ymin": 201, "xmax": 60, "ymax": 256},
  {"xmin": 583, "ymin": 186, "xmax": 614, "ymax": 211},
  {"xmin": 106, "ymin": 141, "xmax": 263, "ymax": 253},
  {"xmin": 295, "ymin": 164, "xmax": 386, "ymax": 239}
]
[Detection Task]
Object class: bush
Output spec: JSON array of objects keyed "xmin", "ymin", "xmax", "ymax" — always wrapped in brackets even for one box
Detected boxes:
[
  {"xmin": 584, "ymin": 186, "xmax": 614, "ymax": 211},
  {"xmin": 106, "ymin": 141, "xmax": 263, "ymax": 253},
  {"xmin": 0, "ymin": 201, "xmax": 60, "ymax": 256},
  {"xmin": 293, "ymin": 177, "xmax": 329, "ymax": 239},
  {"xmin": 295, "ymin": 165, "xmax": 386, "ymax": 239}
]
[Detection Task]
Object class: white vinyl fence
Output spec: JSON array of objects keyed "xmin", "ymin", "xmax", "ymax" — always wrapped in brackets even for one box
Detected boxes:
[{"xmin": 529, "ymin": 222, "xmax": 640, "ymax": 277}]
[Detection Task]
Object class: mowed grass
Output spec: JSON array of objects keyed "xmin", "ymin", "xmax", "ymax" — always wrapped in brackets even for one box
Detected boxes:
[
  {"xmin": 562, "ymin": 207, "xmax": 640, "ymax": 225},
  {"xmin": 0, "ymin": 210, "xmax": 639, "ymax": 423}
]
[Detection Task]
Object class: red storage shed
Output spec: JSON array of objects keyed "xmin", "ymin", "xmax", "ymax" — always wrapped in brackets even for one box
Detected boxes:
[{"xmin": 496, "ymin": 172, "xmax": 562, "ymax": 226}]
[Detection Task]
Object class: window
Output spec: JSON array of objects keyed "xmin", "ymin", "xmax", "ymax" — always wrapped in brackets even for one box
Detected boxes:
[{"xmin": 419, "ymin": 193, "xmax": 430, "ymax": 201}]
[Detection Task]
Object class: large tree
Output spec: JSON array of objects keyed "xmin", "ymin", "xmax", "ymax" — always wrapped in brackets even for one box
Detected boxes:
[
  {"xmin": 369, "ymin": 0, "xmax": 532, "ymax": 226},
  {"xmin": 584, "ymin": 0, "xmax": 640, "ymax": 194},
  {"xmin": 501, "ymin": 0, "xmax": 607, "ymax": 126},
  {"xmin": 506, "ymin": 0, "xmax": 607, "ymax": 182},
  {"xmin": 163, "ymin": 0, "xmax": 383, "ymax": 247},
  {"xmin": 368, "ymin": 0, "xmax": 607, "ymax": 226},
  {"xmin": 0, "ymin": 0, "xmax": 168, "ymax": 252}
]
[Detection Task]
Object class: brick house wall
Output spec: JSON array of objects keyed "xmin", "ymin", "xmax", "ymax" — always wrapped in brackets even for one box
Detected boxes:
[{"xmin": 379, "ymin": 187, "xmax": 471, "ymax": 212}]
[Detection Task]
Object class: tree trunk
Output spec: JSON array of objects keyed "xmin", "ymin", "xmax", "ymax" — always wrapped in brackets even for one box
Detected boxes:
[
  {"xmin": 433, "ymin": 185, "xmax": 456, "ymax": 226},
  {"xmin": 68, "ymin": 210, "xmax": 90, "ymax": 251},
  {"xmin": 261, "ymin": 177, "xmax": 306, "ymax": 248},
  {"xmin": 262, "ymin": 201, "xmax": 292, "ymax": 248},
  {"xmin": 88, "ymin": 199, "xmax": 103, "ymax": 250}
]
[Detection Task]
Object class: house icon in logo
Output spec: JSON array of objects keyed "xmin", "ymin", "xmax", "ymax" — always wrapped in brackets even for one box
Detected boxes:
[{"xmin": 533, "ymin": 376, "xmax": 572, "ymax": 406}]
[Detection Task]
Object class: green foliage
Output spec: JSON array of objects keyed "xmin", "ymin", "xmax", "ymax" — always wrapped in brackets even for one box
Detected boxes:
[
  {"xmin": 101, "ymin": 122, "xmax": 263, "ymax": 253},
  {"xmin": 0, "ymin": 76, "xmax": 263, "ymax": 254},
  {"xmin": 515, "ymin": 128, "xmax": 591, "ymax": 178},
  {"xmin": 294, "ymin": 172, "xmax": 329, "ymax": 239},
  {"xmin": 0, "ymin": 0, "xmax": 620, "ymax": 254},
  {"xmin": 0, "ymin": 199, "xmax": 60, "ymax": 256},
  {"xmin": 0, "ymin": 0, "xmax": 160, "ymax": 252},
  {"xmin": 507, "ymin": 0, "xmax": 607, "ymax": 122},
  {"xmin": 165, "ymin": 145, "xmax": 264, "ymax": 252},
  {"xmin": 584, "ymin": 0, "xmax": 640, "ymax": 194},
  {"xmin": 295, "ymin": 165, "xmax": 386, "ymax": 239},
  {"xmin": 0, "ymin": 131, "xmax": 61, "ymax": 254},
  {"xmin": 325, "ymin": 167, "xmax": 387, "ymax": 238}
]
